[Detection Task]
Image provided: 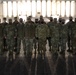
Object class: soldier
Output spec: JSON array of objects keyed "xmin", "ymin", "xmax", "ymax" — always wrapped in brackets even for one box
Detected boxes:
[
  {"xmin": 28, "ymin": 16, "xmax": 34, "ymax": 23},
  {"xmin": 50, "ymin": 18, "xmax": 59, "ymax": 54},
  {"xmin": 6, "ymin": 19, "xmax": 15, "ymax": 60},
  {"xmin": 13, "ymin": 17, "xmax": 19, "ymax": 54},
  {"xmin": 24, "ymin": 17, "xmax": 35, "ymax": 57},
  {"xmin": 35, "ymin": 21, "xmax": 49, "ymax": 57},
  {"xmin": 33, "ymin": 18, "xmax": 39, "ymax": 55},
  {"xmin": 66, "ymin": 16, "xmax": 74, "ymax": 53},
  {"xmin": 72, "ymin": 18, "xmax": 76, "ymax": 54},
  {"xmin": 57, "ymin": 18, "xmax": 63, "ymax": 52},
  {"xmin": 0, "ymin": 19, "xmax": 3, "ymax": 54},
  {"xmin": 2, "ymin": 18, "xmax": 8, "ymax": 52},
  {"xmin": 17, "ymin": 18, "xmax": 25, "ymax": 55},
  {"xmin": 38, "ymin": 15, "xmax": 46, "ymax": 24},
  {"xmin": 57, "ymin": 18, "xmax": 67, "ymax": 54},
  {"xmin": 35, "ymin": 18, "xmax": 39, "ymax": 24},
  {"xmin": 47, "ymin": 17, "xmax": 54, "ymax": 51}
]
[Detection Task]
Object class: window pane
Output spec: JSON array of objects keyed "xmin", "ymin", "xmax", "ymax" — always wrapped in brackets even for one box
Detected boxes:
[
  {"xmin": 42, "ymin": 0, "xmax": 46, "ymax": 17},
  {"xmin": 32, "ymin": 0, "xmax": 36, "ymax": 17},
  {"xmin": 71, "ymin": 1, "xmax": 75, "ymax": 17},
  {"xmin": 3, "ymin": 1, "xmax": 7, "ymax": 17},
  {"xmin": 47, "ymin": 0, "xmax": 51, "ymax": 17},
  {"xmin": 18, "ymin": 1, "xmax": 22, "ymax": 16},
  {"xmin": 52, "ymin": 1, "xmax": 56, "ymax": 16},
  {"xmin": 13, "ymin": 1, "xmax": 17, "ymax": 17},
  {"xmin": 66, "ymin": 1, "xmax": 70, "ymax": 17},
  {"xmin": 26, "ymin": 0, "xmax": 31, "ymax": 16},
  {"xmin": 37, "ymin": 0, "xmax": 41, "ymax": 17},
  {"xmin": 61, "ymin": 1, "xmax": 65, "ymax": 17},
  {"xmin": 22, "ymin": 1, "xmax": 26, "ymax": 16},
  {"xmin": 8, "ymin": 1, "xmax": 12, "ymax": 17},
  {"xmin": 57, "ymin": 1, "xmax": 60, "ymax": 16}
]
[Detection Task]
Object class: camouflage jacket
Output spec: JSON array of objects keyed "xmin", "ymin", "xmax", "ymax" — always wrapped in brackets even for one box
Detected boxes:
[
  {"xmin": 0, "ymin": 23, "xmax": 3, "ymax": 38},
  {"xmin": 24, "ymin": 22, "xmax": 36, "ymax": 39},
  {"xmin": 2, "ymin": 22, "xmax": 8, "ymax": 38},
  {"xmin": 17, "ymin": 22, "xmax": 25, "ymax": 38},
  {"xmin": 66, "ymin": 21, "xmax": 74, "ymax": 38},
  {"xmin": 6, "ymin": 23, "xmax": 16, "ymax": 39},
  {"xmin": 35, "ymin": 24, "xmax": 49, "ymax": 40}
]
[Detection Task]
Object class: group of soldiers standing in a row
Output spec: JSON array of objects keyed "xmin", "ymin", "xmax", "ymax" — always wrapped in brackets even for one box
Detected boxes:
[{"xmin": 0, "ymin": 15, "xmax": 76, "ymax": 60}]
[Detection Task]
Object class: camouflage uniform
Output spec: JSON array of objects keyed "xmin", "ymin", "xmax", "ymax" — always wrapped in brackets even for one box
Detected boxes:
[
  {"xmin": 57, "ymin": 19, "xmax": 67, "ymax": 54},
  {"xmin": 24, "ymin": 19, "xmax": 35, "ymax": 56},
  {"xmin": 6, "ymin": 19, "xmax": 16, "ymax": 60},
  {"xmin": 2, "ymin": 18, "xmax": 8, "ymax": 51},
  {"xmin": 51, "ymin": 18, "xmax": 59, "ymax": 53},
  {"xmin": 66, "ymin": 17, "xmax": 74, "ymax": 52},
  {"xmin": 72, "ymin": 20, "xmax": 76, "ymax": 54},
  {"xmin": 13, "ymin": 17, "xmax": 19, "ymax": 54},
  {"xmin": 33, "ymin": 20, "xmax": 39, "ymax": 54},
  {"xmin": 35, "ymin": 24, "xmax": 49, "ymax": 56},
  {"xmin": 0, "ymin": 23, "xmax": 3, "ymax": 54},
  {"xmin": 17, "ymin": 18, "xmax": 25, "ymax": 54},
  {"xmin": 47, "ymin": 17, "xmax": 53, "ymax": 51}
]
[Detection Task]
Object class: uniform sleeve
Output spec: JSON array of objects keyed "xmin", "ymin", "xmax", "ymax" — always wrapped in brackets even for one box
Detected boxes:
[
  {"xmin": 46, "ymin": 25, "xmax": 50, "ymax": 38},
  {"xmin": 35, "ymin": 26, "xmax": 38, "ymax": 38},
  {"xmin": 4, "ymin": 25, "xmax": 8, "ymax": 37},
  {"xmin": 23, "ymin": 24, "xmax": 25, "ymax": 38}
]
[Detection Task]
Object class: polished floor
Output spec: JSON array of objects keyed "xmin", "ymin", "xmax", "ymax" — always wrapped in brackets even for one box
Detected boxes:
[{"xmin": 0, "ymin": 41, "xmax": 76, "ymax": 75}]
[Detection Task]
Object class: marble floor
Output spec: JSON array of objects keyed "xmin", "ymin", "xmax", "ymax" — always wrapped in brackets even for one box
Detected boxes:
[{"xmin": 0, "ymin": 41, "xmax": 76, "ymax": 75}]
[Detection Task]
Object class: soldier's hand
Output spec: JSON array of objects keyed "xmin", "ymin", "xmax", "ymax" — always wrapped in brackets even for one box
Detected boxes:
[
  {"xmin": 4, "ymin": 36, "xmax": 6, "ymax": 39},
  {"xmin": 14, "ymin": 36, "xmax": 16, "ymax": 38},
  {"xmin": 47, "ymin": 37, "xmax": 51, "ymax": 40},
  {"xmin": 35, "ymin": 37, "xmax": 38, "ymax": 40}
]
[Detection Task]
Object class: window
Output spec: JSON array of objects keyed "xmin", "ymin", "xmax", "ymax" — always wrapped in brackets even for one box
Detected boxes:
[
  {"xmin": 42, "ymin": 0, "xmax": 46, "ymax": 17},
  {"xmin": 22, "ymin": 1, "xmax": 26, "ymax": 16},
  {"xmin": 32, "ymin": 0, "xmax": 36, "ymax": 17},
  {"xmin": 52, "ymin": 0, "xmax": 56, "ymax": 16},
  {"xmin": 66, "ymin": 1, "xmax": 70, "ymax": 17},
  {"xmin": 3, "ymin": 1, "xmax": 7, "ymax": 17},
  {"xmin": 57, "ymin": 1, "xmax": 60, "ymax": 16},
  {"xmin": 47, "ymin": 0, "xmax": 51, "ymax": 17},
  {"xmin": 13, "ymin": 1, "xmax": 17, "ymax": 17},
  {"xmin": 27, "ymin": 0, "xmax": 31, "ymax": 16},
  {"xmin": 61, "ymin": 1, "xmax": 65, "ymax": 17},
  {"xmin": 18, "ymin": 1, "xmax": 22, "ymax": 16},
  {"xmin": 37, "ymin": 0, "xmax": 41, "ymax": 17},
  {"xmin": 71, "ymin": 1, "xmax": 75, "ymax": 17},
  {"xmin": 8, "ymin": 1, "xmax": 12, "ymax": 17}
]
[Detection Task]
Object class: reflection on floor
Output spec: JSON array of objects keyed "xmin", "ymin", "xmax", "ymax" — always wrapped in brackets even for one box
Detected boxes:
[{"xmin": 0, "ymin": 41, "xmax": 76, "ymax": 75}]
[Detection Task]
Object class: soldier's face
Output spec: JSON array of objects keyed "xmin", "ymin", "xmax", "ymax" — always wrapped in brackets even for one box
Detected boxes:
[
  {"xmin": 19, "ymin": 19, "xmax": 23, "ymax": 23},
  {"xmin": 9, "ymin": 20, "xmax": 12, "ymax": 23},
  {"xmin": 28, "ymin": 18, "xmax": 31, "ymax": 22},
  {"xmin": 35, "ymin": 19, "xmax": 38, "ymax": 23},
  {"xmin": 40, "ymin": 18, "xmax": 44, "ymax": 22},
  {"xmin": 69, "ymin": 17, "xmax": 73, "ymax": 21},
  {"xmin": 14, "ymin": 18, "xmax": 17, "ymax": 21},
  {"xmin": 54, "ymin": 19, "xmax": 57, "ymax": 23},
  {"xmin": 3, "ymin": 20, "xmax": 6, "ymax": 22}
]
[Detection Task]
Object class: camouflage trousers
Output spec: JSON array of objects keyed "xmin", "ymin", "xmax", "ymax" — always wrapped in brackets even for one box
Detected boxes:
[
  {"xmin": 0, "ymin": 38, "xmax": 3, "ymax": 54},
  {"xmin": 51, "ymin": 38, "xmax": 59, "ymax": 53},
  {"xmin": 24, "ymin": 39, "xmax": 33, "ymax": 56},
  {"xmin": 3, "ymin": 37, "xmax": 7, "ymax": 51},
  {"xmin": 38, "ymin": 39, "xmax": 46, "ymax": 55},
  {"xmin": 59, "ymin": 38, "xmax": 66, "ymax": 52},
  {"xmin": 17, "ymin": 37, "xmax": 24, "ymax": 54},
  {"xmin": 6, "ymin": 38, "xmax": 15, "ymax": 51},
  {"xmin": 33, "ymin": 38, "xmax": 38, "ymax": 50}
]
